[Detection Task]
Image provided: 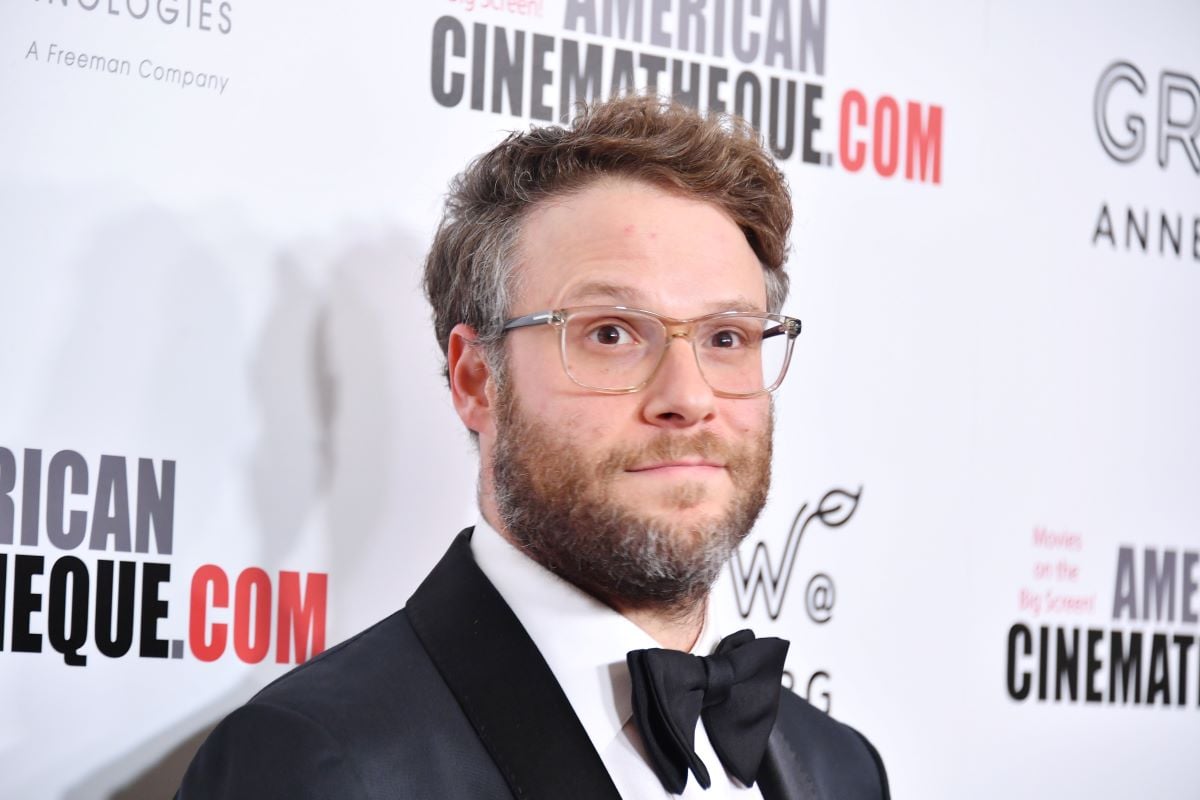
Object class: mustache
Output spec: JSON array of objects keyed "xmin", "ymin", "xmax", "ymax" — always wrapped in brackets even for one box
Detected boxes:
[{"xmin": 598, "ymin": 431, "xmax": 740, "ymax": 474}]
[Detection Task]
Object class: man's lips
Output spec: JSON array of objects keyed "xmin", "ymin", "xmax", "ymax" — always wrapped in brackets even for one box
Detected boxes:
[{"xmin": 626, "ymin": 460, "xmax": 725, "ymax": 474}]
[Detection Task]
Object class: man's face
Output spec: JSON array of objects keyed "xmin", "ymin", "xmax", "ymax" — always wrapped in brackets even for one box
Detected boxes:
[{"xmin": 482, "ymin": 178, "xmax": 774, "ymax": 611}]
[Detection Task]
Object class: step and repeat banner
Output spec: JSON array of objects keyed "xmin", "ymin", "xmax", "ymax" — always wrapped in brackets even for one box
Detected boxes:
[{"xmin": 1, "ymin": 0, "xmax": 1197, "ymax": 797}]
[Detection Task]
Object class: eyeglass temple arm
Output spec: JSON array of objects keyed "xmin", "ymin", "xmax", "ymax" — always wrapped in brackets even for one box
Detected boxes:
[
  {"xmin": 501, "ymin": 311, "xmax": 556, "ymax": 332},
  {"xmin": 763, "ymin": 318, "xmax": 802, "ymax": 339}
]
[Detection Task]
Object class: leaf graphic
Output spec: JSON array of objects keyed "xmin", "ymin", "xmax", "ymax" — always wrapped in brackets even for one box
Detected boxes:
[{"xmin": 813, "ymin": 487, "xmax": 862, "ymax": 528}]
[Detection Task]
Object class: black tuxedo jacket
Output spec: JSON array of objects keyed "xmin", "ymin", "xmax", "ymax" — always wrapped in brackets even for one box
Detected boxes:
[{"xmin": 177, "ymin": 531, "xmax": 889, "ymax": 799}]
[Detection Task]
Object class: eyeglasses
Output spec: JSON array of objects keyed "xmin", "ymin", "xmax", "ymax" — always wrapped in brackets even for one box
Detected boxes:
[{"xmin": 500, "ymin": 306, "xmax": 801, "ymax": 398}]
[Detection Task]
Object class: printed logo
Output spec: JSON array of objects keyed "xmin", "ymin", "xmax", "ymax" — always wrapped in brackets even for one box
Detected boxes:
[
  {"xmin": 729, "ymin": 484, "xmax": 862, "ymax": 712},
  {"xmin": 429, "ymin": 1, "xmax": 944, "ymax": 184},
  {"xmin": 0, "ymin": 446, "xmax": 327, "ymax": 667},
  {"xmin": 1094, "ymin": 61, "xmax": 1199, "ymax": 171},
  {"xmin": 23, "ymin": 42, "xmax": 231, "ymax": 94},
  {"xmin": 1005, "ymin": 527, "xmax": 1199, "ymax": 709},
  {"xmin": 1090, "ymin": 60, "xmax": 1199, "ymax": 262},
  {"xmin": 21, "ymin": 0, "xmax": 235, "ymax": 94},
  {"xmin": 729, "ymin": 485, "xmax": 861, "ymax": 620},
  {"xmin": 31, "ymin": 0, "xmax": 233, "ymax": 35}
]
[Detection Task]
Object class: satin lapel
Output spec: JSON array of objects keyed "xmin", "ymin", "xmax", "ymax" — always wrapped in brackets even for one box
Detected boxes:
[
  {"xmin": 757, "ymin": 724, "xmax": 818, "ymax": 800},
  {"xmin": 407, "ymin": 530, "xmax": 622, "ymax": 800}
]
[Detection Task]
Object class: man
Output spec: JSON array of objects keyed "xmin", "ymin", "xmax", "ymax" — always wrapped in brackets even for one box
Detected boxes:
[{"xmin": 177, "ymin": 95, "xmax": 889, "ymax": 799}]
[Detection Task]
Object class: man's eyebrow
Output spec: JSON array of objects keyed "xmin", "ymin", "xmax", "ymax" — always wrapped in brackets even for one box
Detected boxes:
[
  {"xmin": 562, "ymin": 281, "xmax": 765, "ymax": 313},
  {"xmin": 562, "ymin": 281, "xmax": 642, "ymax": 306},
  {"xmin": 713, "ymin": 298, "xmax": 766, "ymax": 313}
]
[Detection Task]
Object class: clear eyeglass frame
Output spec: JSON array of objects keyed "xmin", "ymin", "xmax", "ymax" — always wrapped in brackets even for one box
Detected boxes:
[{"xmin": 500, "ymin": 305, "xmax": 802, "ymax": 398}]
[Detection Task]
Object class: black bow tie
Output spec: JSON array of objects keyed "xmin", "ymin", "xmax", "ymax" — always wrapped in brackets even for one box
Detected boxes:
[{"xmin": 627, "ymin": 629, "xmax": 789, "ymax": 794}]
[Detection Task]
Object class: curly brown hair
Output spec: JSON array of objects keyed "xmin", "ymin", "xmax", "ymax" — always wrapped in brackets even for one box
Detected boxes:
[{"xmin": 422, "ymin": 94, "xmax": 793, "ymax": 381}]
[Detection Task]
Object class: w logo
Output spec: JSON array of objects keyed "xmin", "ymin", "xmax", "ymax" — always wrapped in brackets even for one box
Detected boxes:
[{"xmin": 730, "ymin": 486, "xmax": 863, "ymax": 620}]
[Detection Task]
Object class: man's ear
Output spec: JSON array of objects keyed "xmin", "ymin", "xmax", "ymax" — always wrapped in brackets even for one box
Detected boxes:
[{"xmin": 448, "ymin": 323, "xmax": 496, "ymax": 437}]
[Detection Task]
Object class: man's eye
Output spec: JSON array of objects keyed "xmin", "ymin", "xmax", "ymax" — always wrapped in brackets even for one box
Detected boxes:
[
  {"xmin": 709, "ymin": 329, "xmax": 745, "ymax": 348},
  {"xmin": 589, "ymin": 323, "xmax": 635, "ymax": 345}
]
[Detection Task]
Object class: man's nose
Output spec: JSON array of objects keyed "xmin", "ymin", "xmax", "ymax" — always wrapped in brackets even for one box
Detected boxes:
[{"xmin": 639, "ymin": 335, "xmax": 716, "ymax": 428}]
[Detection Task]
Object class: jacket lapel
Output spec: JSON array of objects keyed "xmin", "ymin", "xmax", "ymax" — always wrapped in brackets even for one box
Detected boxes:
[
  {"xmin": 757, "ymin": 722, "xmax": 819, "ymax": 800},
  {"xmin": 407, "ymin": 529, "xmax": 623, "ymax": 800}
]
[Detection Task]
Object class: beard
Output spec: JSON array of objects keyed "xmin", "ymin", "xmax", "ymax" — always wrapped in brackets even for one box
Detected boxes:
[{"xmin": 490, "ymin": 382, "xmax": 772, "ymax": 614}]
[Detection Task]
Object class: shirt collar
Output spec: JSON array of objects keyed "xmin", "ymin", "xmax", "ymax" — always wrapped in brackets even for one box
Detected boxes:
[{"xmin": 470, "ymin": 516, "xmax": 721, "ymax": 753}]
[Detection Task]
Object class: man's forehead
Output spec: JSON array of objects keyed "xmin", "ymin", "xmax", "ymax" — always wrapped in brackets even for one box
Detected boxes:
[
  {"xmin": 510, "ymin": 179, "xmax": 768, "ymax": 314},
  {"xmin": 514, "ymin": 177, "xmax": 749, "ymax": 255},
  {"xmin": 563, "ymin": 280, "xmax": 765, "ymax": 315}
]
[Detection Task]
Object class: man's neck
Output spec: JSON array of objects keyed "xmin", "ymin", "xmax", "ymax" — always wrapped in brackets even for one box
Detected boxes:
[
  {"xmin": 613, "ymin": 601, "xmax": 707, "ymax": 652},
  {"xmin": 480, "ymin": 508, "xmax": 708, "ymax": 652}
]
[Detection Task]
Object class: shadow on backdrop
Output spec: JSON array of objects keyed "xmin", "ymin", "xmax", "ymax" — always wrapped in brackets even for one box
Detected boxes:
[{"xmin": 58, "ymin": 221, "xmax": 436, "ymax": 799}]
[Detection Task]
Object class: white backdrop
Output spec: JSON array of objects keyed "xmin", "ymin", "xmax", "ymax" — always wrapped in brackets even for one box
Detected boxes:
[{"xmin": 1, "ymin": 1, "xmax": 1198, "ymax": 797}]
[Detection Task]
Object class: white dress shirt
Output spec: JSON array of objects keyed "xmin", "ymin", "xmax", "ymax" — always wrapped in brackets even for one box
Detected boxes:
[{"xmin": 471, "ymin": 517, "xmax": 764, "ymax": 799}]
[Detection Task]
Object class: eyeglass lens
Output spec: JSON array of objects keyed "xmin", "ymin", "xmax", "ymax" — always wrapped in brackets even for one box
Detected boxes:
[{"xmin": 560, "ymin": 308, "xmax": 792, "ymax": 394}]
